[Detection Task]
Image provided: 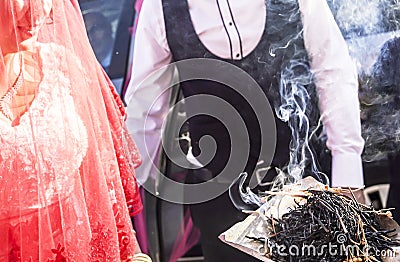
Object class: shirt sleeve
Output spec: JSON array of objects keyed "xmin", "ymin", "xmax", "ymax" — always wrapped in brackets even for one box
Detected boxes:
[
  {"xmin": 299, "ymin": 0, "xmax": 365, "ymax": 187},
  {"xmin": 125, "ymin": 0, "xmax": 173, "ymax": 185}
]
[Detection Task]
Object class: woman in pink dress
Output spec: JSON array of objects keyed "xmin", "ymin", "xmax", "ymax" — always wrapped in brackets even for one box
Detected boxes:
[{"xmin": 0, "ymin": 0, "xmax": 147, "ymax": 261}]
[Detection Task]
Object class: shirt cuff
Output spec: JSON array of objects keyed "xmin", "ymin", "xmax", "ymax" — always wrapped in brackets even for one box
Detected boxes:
[{"xmin": 331, "ymin": 153, "xmax": 364, "ymax": 188}]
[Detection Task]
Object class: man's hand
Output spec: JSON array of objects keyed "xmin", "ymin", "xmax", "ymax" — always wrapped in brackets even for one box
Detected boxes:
[{"xmin": 341, "ymin": 188, "xmax": 366, "ymax": 204}]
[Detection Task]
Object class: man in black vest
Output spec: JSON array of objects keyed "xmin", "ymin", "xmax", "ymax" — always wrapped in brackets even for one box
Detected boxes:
[{"xmin": 126, "ymin": 0, "xmax": 365, "ymax": 261}]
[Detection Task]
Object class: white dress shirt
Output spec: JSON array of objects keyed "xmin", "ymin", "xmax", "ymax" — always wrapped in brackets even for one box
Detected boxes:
[{"xmin": 125, "ymin": 0, "xmax": 365, "ymax": 187}]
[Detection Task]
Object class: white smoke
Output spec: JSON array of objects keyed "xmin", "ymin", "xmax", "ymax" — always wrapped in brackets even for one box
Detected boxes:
[{"xmin": 335, "ymin": 0, "xmax": 382, "ymax": 36}]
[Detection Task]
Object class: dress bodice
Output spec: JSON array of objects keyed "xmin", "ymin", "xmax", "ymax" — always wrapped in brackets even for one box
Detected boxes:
[{"xmin": 0, "ymin": 44, "xmax": 88, "ymax": 217}]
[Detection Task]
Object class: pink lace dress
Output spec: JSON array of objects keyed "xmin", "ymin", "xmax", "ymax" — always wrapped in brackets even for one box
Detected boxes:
[{"xmin": 0, "ymin": 0, "xmax": 142, "ymax": 261}]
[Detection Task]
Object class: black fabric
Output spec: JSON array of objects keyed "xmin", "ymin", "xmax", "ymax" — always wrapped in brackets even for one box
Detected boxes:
[
  {"xmin": 188, "ymin": 191, "xmax": 260, "ymax": 262},
  {"xmin": 387, "ymin": 153, "xmax": 400, "ymax": 223}
]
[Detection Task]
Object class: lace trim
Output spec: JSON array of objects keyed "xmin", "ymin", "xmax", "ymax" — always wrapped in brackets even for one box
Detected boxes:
[
  {"xmin": 47, "ymin": 244, "xmax": 67, "ymax": 262},
  {"xmin": 89, "ymin": 222, "xmax": 118, "ymax": 261}
]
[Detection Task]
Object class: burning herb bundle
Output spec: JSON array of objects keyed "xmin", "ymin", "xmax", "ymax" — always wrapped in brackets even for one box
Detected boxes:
[
  {"xmin": 259, "ymin": 189, "xmax": 400, "ymax": 262},
  {"xmin": 221, "ymin": 177, "xmax": 400, "ymax": 261}
]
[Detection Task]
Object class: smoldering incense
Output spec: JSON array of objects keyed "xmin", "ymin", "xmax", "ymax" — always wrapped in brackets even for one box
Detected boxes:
[{"xmin": 247, "ymin": 190, "xmax": 400, "ymax": 262}]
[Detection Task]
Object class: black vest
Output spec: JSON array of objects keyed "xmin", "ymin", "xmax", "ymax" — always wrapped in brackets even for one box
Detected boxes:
[{"xmin": 162, "ymin": 0, "xmax": 321, "ymax": 176}]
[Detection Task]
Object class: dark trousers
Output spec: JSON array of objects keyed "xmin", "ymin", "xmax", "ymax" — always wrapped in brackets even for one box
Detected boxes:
[
  {"xmin": 387, "ymin": 153, "xmax": 400, "ymax": 223},
  {"xmin": 185, "ymin": 154, "xmax": 261, "ymax": 262},
  {"xmin": 189, "ymin": 191, "xmax": 259, "ymax": 262}
]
